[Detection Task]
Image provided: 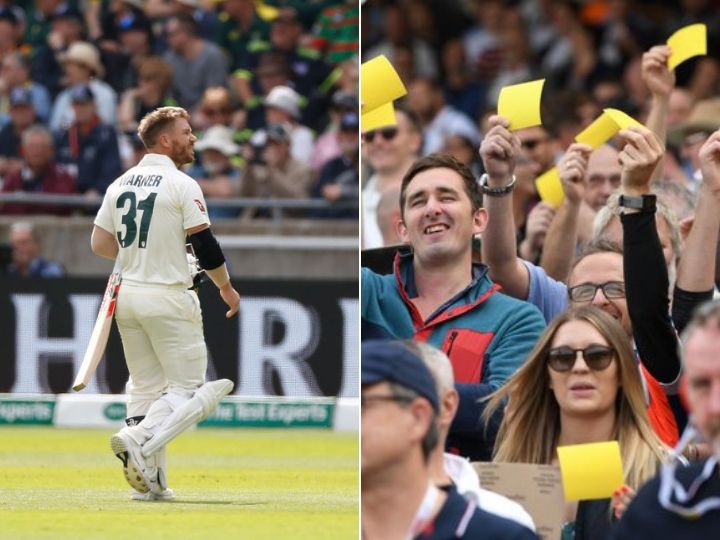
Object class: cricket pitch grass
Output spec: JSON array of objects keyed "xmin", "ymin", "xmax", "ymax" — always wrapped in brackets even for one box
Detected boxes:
[{"xmin": 0, "ymin": 426, "xmax": 358, "ymax": 539}]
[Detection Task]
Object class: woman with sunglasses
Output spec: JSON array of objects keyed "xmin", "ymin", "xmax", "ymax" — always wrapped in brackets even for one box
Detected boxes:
[{"xmin": 485, "ymin": 305, "xmax": 670, "ymax": 540}]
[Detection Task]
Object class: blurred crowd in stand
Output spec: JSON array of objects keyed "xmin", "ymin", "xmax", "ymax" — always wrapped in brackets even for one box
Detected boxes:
[{"xmin": 0, "ymin": 0, "xmax": 359, "ymax": 222}]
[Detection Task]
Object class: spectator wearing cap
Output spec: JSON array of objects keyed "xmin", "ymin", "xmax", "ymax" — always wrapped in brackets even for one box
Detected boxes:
[
  {"xmin": 233, "ymin": 11, "xmax": 333, "ymax": 127},
  {"xmin": 97, "ymin": 6, "xmax": 154, "ymax": 95},
  {"xmin": 163, "ymin": 13, "xmax": 228, "ymax": 110},
  {"xmin": 311, "ymin": 90, "xmax": 356, "ymax": 172},
  {"xmin": 49, "ymin": 41, "xmax": 118, "ymax": 131},
  {"xmin": 0, "ymin": 87, "xmax": 39, "ymax": 178},
  {"xmin": 0, "ymin": 125, "xmax": 76, "ymax": 216},
  {"xmin": 263, "ymin": 85, "xmax": 314, "ymax": 166},
  {"xmin": 407, "ymin": 78, "xmax": 481, "ymax": 156},
  {"xmin": 216, "ymin": 0, "xmax": 270, "ymax": 72},
  {"xmin": 30, "ymin": 5, "xmax": 86, "ymax": 99},
  {"xmin": 239, "ymin": 122, "xmax": 314, "ymax": 219},
  {"xmin": 361, "ymin": 339, "xmax": 538, "ymax": 540},
  {"xmin": 55, "ymin": 84, "xmax": 122, "ymax": 196},
  {"xmin": 0, "ymin": 52, "xmax": 52, "ymax": 127},
  {"xmin": 312, "ymin": 111, "xmax": 358, "ymax": 219},
  {"xmin": 186, "ymin": 125, "xmax": 243, "ymax": 219}
]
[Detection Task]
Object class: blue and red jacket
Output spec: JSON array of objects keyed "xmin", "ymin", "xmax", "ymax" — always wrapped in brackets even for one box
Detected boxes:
[{"xmin": 362, "ymin": 250, "xmax": 546, "ymax": 460}]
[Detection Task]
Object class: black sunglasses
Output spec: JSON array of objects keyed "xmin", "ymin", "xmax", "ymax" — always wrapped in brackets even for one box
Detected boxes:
[
  {"xmin": 568, "ymin": 281, "xmax": 625, "ymax": 303},
  {"xmin": 363, "ymin": 127, "xmax": 398, "ymax": 143},
  {"xmin": 547, "ymin": 344, "xmax": 615, "ymax": 372}
]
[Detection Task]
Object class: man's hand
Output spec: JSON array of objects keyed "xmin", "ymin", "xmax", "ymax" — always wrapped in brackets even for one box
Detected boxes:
[
  {"xmin": 618, "ymin": 127, "xmax": 664, "ymax": 195},
  {"xmin": 322, "ymin": 184, "xmax": 342, "ymax": 202},
  {"xmin": 479, "ymin": 115, "xmax": 520, "ymax": 185},
  {"xmin": 557, "ymin": 143, "xmax": 592, "ymax": 206},
  {"xmin": 519, "ymin": 202, "xmax": 555, "ymax": 261},
  {"xmin": 698, "ymin": 129, "xmax": 720, "ymax": 197},
  {"xmin": 642, "ymin": 45, "xmax": 675, "ymax": 99},
  {"xmin": 219, "ymin": 282, "xmax": 240, "ymax": 318}
]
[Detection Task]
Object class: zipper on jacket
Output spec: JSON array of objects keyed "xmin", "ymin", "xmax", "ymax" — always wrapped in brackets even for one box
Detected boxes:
[{"xmin": 446, "ymin": 331, "xmax": 458, "ymax": 357}]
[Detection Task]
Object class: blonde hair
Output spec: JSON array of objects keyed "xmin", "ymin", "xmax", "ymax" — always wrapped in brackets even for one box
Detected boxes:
[
  {"xmin": 484, "ymin": 306, "xmax": 667, "ymax": 490},
  {"xmin": 137, "ymin": 106, "xmax": 189, "ymax": 148},
  {"xmin": 137, "ymin": 56, "xmax": 174, "ymax": 97}
]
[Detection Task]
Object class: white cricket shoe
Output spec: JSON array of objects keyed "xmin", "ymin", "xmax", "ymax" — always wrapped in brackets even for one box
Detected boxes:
[
  {"xmin": 131, "ymin": 487, "xmax": 175, "ymax": 501},
  {"xmin": 110, "ymin": 429, "xmax": 151, "ymax": 494}
]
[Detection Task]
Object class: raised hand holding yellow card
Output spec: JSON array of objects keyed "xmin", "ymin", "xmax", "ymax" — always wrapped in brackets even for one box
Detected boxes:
[
  {"xmin": 361, "ymin": 55, "xmax": 407, "ymax": 115},
  {"xmin": 604, "ymin": 108, "xmax": 643, "ymax": 130},
  {"xmin": 497, "ymin": 79, "xmax": 545, "ymax": 131},
  {"xmin": 667, "ymin": 24, "xmax": 707, "ymax": 71},
  {"xmin": 575, "ymin": 109, "xmax": 644, "ymax": 149},
  {"xmin": 557, "ymin": 441, "xmax": 624, "ymax": 501},
  {"xmin": 535, "ymin": 168, "xmax": 564, "ymax": 209},
  {"xmin": 361, "ymin": 102, "xmax": 397, "ymax": 132}
]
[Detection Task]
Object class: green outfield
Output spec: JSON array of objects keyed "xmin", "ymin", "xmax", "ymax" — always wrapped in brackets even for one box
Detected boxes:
[{"xmin": 0, "ymin": 427, "xmax": 358, "ymax": 540}]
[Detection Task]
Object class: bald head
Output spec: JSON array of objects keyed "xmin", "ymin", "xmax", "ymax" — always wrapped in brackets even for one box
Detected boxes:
[{"xmin": 585, "ymin": 144, "xmax": 621, "ymax": 211}]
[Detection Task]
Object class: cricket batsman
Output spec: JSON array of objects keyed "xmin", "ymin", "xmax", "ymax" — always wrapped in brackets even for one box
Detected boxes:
[{"xmin": 90, "ymin": 106, "xmax": 241, "ymax": 500}]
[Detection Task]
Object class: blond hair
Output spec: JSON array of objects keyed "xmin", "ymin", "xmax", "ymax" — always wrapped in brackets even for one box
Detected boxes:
[
  {"xmin": 137, "ymin": 56, "xmax": 174, "ymax": 97},
  {"xmin": 137, "ymin": 106, "xmax": 189, "ymax": 148},
  {"xmin": 484, "ymin": 306, "xmax": 667, "ymax": 490}
]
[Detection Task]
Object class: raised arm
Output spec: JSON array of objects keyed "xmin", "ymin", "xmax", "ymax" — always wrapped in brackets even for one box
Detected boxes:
[
  {"xmin": 641, "ymin": 45, "xmax": 674, "ymax": 182},
  {"xmin": 673, "ymin": 131, "xmax": 720, "ymax": 331},
  {"xmin": 479, "ymin": 115, "xmax": 529, "ymax": 299},
  {"xmin": 618, "ymin": 127, "xmax": 680, "ymax": 384},
  {"xmin": 539, "ymin": 143, "xmax": 592, "ymax": 282}
]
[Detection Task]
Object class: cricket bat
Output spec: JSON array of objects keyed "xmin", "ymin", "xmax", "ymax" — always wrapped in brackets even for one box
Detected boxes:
[{"xmin": 72, "ymin": 268, "xmax": 122, "ymax": 391}]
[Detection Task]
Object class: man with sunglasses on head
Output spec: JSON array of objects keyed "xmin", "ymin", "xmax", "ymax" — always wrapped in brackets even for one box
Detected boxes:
[{"xmin": 361, "ymin": 106, "xmax": 422, "ymax": 249}]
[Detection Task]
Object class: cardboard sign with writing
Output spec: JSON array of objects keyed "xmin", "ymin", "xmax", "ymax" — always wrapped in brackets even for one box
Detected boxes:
[{"xmin": 474, "ymin": 462, "xmax": 564, "ymax": 540}]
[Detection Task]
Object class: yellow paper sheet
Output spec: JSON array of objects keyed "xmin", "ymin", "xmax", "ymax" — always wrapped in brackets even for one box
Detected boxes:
[
  {"xmin": 574, "ymin": 109, "xmax": 644, "ymax": 149},
  {"xmin": 535, "ymin": 168, "xmax": 564, "ymax": 209},
  {"xmin": 604, "ymin": 108, "xmax": 643, "ymax": 130},
  {"xmin": 362, "ymin": 102, "xmax": 397, "ymax": 132},
  {"xmin": 361, "ymin": 55, "xmax": 407, "ymax": 115},
  {"xmin": 497, "ymin": 79, "xmax": 545, "ymax": 131},
  {"xmin": 667, "ymin": 24, "xmax": 707, "ymax": 71},
  {"xmin": 255, "ymin": 1, "xmax": 280, "ymax": 21},
  {"xmin": 557, "ymin": 441, "xmax": 624, "ymax": 501}
]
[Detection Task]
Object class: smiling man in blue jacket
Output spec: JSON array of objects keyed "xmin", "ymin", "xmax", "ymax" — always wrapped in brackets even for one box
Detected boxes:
[{"xmin": 362, "ymin": 153, "xmax": 545, "ymax": 460}]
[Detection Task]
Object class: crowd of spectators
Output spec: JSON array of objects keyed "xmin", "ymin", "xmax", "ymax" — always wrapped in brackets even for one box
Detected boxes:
[
  {"xmin": 361, "ymin": 1, "xmax": 720, "ymax": 538},
  {"xmin": 0, "ymin": 0, "xmax": 359, "ymax": 220}
]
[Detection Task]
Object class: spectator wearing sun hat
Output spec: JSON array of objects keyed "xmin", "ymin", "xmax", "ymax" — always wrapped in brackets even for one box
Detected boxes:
[
  {"xmin": 49, "ymin": 41, "xmax": 117, "ymax": 131},
  {"xmin": 186, "ymin": 125, "xmax": 243, "ymax": 219},
  {"xmin": 263, "ymin": 85, "xmax": 314, "ymax": 166}
]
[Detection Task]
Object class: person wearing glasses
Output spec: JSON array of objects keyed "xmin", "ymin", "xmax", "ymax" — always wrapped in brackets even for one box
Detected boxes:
[
  {"xmin": 485, "ymin": 305, "xmax": 671, "ymax": 540},
  {"xmin": 612, "ymin": 299, "xmax": 720, "ymax": 539},
  {"xmin": 361, "ymin": 339, "xmax": 538, "ymax": 540},
  {"xmin": 479, "ymin": 116, "xmax": 697, "ymax": 447},
  {"xmin": 361, "ymin": 106, "xmax": 422, "ymax": 249}
]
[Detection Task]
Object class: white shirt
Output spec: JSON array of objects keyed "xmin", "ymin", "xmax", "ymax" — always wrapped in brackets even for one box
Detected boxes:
[
  {"xmin": 95, "ymin": 153, "xmax": 210, "ymax": 288},
  {"xmin": 444, "ymin": 453, "xmax": 537, "ymax": 532},
  {"xmin": 361, "ymin": 174, "xmax": 383, "ymax": 249}
]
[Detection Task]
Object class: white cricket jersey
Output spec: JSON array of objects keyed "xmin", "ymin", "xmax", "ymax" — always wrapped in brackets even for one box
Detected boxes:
[{"xmin": 95, "ymin": 153, "xmax": 210, "ymax": 288}]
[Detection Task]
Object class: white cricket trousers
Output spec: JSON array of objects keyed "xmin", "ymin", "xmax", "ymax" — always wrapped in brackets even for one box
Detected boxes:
[{"xmin": 115, "ymin": 281, "xmax": 207, "ymax": 417}]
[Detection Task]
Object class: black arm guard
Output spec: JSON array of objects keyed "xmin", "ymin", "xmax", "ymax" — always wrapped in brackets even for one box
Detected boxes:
[{"xmin": 189, "ymin": 227, "xmax": 225, "ymax": 270}]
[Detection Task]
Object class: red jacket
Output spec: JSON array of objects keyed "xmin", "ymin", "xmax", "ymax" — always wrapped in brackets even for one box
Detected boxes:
[{"xmin": 1, "ymin": 163, "xmax": 76, "ymax": 215}]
